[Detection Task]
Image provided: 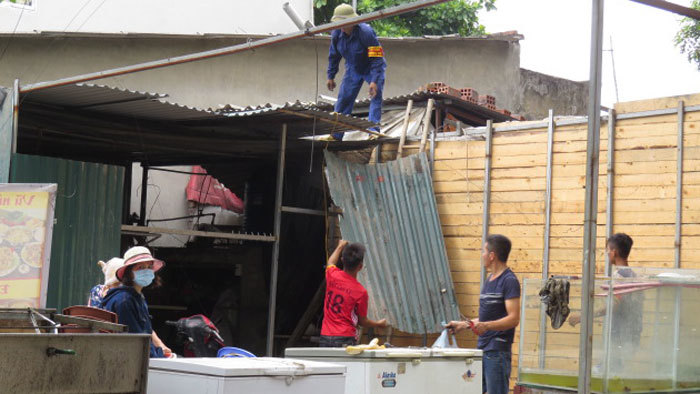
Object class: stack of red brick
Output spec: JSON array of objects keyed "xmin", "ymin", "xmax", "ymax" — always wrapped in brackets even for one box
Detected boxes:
[{"xmin": 420, "ymin": 81, "xmax": 525, "ymax": 120}]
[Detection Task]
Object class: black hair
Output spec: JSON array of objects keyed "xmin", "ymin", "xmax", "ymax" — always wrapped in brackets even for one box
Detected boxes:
[
  {"xmin": 486, "ymin": 234, "xmax": 512, "ymax": 263},
  {"xmin": 119, "ymin": 265, "xmax": 162, "ymax": 288},
  {"xmin": 607, "ymin": 233, "xmax": 633, "ymax": 259},
  {"xmin": 341, "ymin": 243, "xmax": 366, "ymax": 271}
]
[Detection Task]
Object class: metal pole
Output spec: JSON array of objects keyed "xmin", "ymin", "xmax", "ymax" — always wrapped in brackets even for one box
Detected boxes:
[
  {"xmin": 139, "ymin": 165, "xmax": 148, "ymax": 227},
  {"xmin": 672, "ymin": 100, "xmax": 684, "ymax": 389},
  {"xmin": 538, "ymin": 109, "xmax": 555, "ymax": 368},
  {"xmin": 628, "ymin": 0, "xmax": 700, "ymax": 19},
  {"xmin": 266, "ymin": 123, "xmax": 287, "ymax": 356},
  {"xmin": 578, "ymin": 0, "xmax": 605, "ymax": 392},
  {"xmin": 674, "ymin": 101, "xmax": 684, "ymax": 268},
  {"xmin": 480, "ymin": 120, "xmax": 493, "ymax": 286},
  {"xmin": 11, "ymin": 79, "xmax": 19, "ymax": 154},
  {"xmin": 605, "ymin": 109, "xmax": 616, "ymax": 276},
  {"xmin": 20, "ymin": 0, "xmax": 451, "ymax": 93}
]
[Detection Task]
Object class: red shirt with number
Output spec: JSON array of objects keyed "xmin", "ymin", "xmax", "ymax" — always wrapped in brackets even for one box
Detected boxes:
[{"xmin": 321, "ymin": 265, "xmax": 369, "ymax": 337}]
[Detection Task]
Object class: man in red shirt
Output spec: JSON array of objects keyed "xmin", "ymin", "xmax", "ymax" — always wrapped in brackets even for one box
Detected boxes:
[{"xmin": 320, "ymin": 240, "xmax": 388, "ymax": 347}]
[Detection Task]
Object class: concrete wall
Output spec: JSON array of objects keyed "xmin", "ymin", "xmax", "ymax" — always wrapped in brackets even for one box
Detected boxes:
[
  {"xmin": 0, "ymin": 35, "xmax": 528, "ymax": 113},
  {"xmin": 517, "ymin": 68, "xmax": 589, "ymax": 120},
  {"xmin": 0, "ymin": 0, "xmax": 313, "ymax": 35}
]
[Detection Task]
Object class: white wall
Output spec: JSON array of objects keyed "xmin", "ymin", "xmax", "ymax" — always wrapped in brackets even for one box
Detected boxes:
[{"xmin": 0, "ymin": 0, "xmax": 313, "ymax": 36}]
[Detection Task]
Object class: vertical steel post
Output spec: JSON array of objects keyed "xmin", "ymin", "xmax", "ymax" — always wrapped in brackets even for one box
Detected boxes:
[
  {"xmin": 578, "ymin": 0, "xmax": 605, "ymax": 392},
  {"xmin": 266, "ymin": 123, "xmax": 287, "ymax": 356},
  {"xmin": 480, "ymin": 120, "xmax": 493, "ymax": 286},
  {"xmin": 672, "ymin": 101, "xmax": 684, "ymax": 389},
  {"xmin": 605, "ymin": 110, "xmax": 616, "ymax": 276},
  {"xmin": 674, "ymin": 101, "xmax": 684, "ymax": 268},
  {"xmin": 11, "ymin": 79, "xmax": 19, "ymax": 155},
  {"xmin": 139, "ymin": 165, "xmax": 149, "ymax": 226},
  {"xmin": 538, "ymin": 109, "xmax": 555, "ymax": 368}
]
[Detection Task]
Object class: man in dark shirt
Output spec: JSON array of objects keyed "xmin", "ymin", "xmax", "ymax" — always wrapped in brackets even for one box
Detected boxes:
[{"xmin": 447, "ymin": 234, "xmax": 521, "ymax": 394}]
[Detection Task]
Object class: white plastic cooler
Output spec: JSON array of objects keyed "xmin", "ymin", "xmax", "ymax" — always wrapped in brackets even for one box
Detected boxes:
[
  {"xmin": 147, "ymin": 357, "xmax": 346, "ymax": 394},
  {"xmin": 285, "ymin": 347, "xmax": 482, "ymax": 394}
]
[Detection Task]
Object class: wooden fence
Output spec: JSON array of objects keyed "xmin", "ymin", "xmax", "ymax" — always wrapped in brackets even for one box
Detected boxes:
[{"xmin": 367, "ymin": 92, "xmax": 700, "ymax": 386}]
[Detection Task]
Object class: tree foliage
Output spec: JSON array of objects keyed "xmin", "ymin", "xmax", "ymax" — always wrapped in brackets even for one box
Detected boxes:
[
  {"xmin": 674, "ymin": 0, "xmax": 700, "ymax": 70},
  {"xmin": 313, "ymin": 0, "xmax": 496, "ymax": 37}
]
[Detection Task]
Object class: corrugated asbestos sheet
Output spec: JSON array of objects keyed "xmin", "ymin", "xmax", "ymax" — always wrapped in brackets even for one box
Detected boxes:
[
  {"xmin": 10, "ymin": 154, "xmax": 123, "ymax": 310},
  {"xmin": 324, "ymin": 151, "xmax": 460, "ymax": 334}
]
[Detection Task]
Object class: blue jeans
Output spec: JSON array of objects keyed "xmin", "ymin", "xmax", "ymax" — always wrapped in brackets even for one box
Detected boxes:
[
  {"xmin": 482, "ymin": 350, "xmax": 511, "ymax": 394},
  {"xmin": 333, "ymin": 71, "xmax": 384, "ymax": 139}
]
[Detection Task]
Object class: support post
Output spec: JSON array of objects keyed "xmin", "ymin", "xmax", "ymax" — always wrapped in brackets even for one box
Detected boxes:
[
  {"xmin": 266, "ymin": 124, "xmax": 287, "ymax": 356},
  {"xmin": 672, "ymin": 100, "xmax": 684, "ymax": 389},
  {"xmin": 397, "ymin": 99, "xmax": 413, "ymax": 158},
  {"xmin": 674, "ymin": 101, "xmax": 684, "ymax": 268},
  {"xmin": 139, "ymin": 165, "xmax": 149, "ymax": 227},
  {"xmin": 480, "ymin": 120, "xmax": 493, "ymax": 286},
  {"xmin": 11, "ymin": 79, "xmax": 19, "ymax": 155},
  {"xmin": 578, "ymin": 0, "xmax": 605, "ymax": 392},
  {"xmin": 538, "ymin": 109, "xmax": 555, "ymax": 368},
  {"xmin": 605, "ymin": 109, "xmax": 616, "ymax": 276},
  {"xmin": 419, "ymin": 99, "xmax": 435, "ymax": 152}
]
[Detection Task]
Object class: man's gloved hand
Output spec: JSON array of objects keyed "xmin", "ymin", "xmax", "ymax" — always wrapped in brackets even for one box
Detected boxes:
[
  {"xmin": 327, "ymin": 79, "xmax": 336, "ymax": 91},
  {"xmin": 368, "ymin": 82, "xmax": 378, "ymax": 98}
]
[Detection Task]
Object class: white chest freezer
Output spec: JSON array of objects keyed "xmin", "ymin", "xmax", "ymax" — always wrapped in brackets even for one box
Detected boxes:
[
  {"xmin": 285, "ymin": 347, "xmax": 482, "ymax": 394},
  {"xmin": 147, "ymin": 357, "xmax": 346, "ymax": 394}
]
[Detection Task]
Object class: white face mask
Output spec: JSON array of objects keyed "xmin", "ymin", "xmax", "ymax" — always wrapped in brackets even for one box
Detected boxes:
[{"xmin": 133, "ymin": 269, "xmax": 155, "ymax": 287}]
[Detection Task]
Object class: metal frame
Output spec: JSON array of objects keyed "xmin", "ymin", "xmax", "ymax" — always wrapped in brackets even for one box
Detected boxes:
[
  {"xmin": 20, "ymin": 0, "xmax": 452, "ymax": 93},
  {"xmin": 538, "ymin": 109, "xmax": 555, "ymax": 368},
  {"xmin": 266, "ymin": 123, "xmax": 287, "ymax": 356},
  {"xmin": 605, "ymin": 109, "xmax": 616, "ymax": 276},
  {"xmin": 480, "ymin": 120, "xmax": 493, "ymax": 286},
  {"xmin": 578, "ymin": 0, "xmax": 605, "ymax": 391}
]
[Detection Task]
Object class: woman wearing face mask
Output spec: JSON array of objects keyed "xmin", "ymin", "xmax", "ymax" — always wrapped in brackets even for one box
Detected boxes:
[{"xmin": 100, "ymin": 246, "xmax": 171, "ymax": 358}]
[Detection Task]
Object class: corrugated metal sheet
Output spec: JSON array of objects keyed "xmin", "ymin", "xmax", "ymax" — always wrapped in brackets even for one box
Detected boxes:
[
  {"xmin": 10, "ymin": 153, "xmax": 123, "ymax": 311},
  {"xmin": 22, "ymin": 83, "xmax": 215, "ymax": 121},
  {"xmin": 324, "ymin": 151, "xmax": 459, "ymax": 334},
  {"xmin": 216, "ymin": 100, "xmax": 378, "ymax": 131}
]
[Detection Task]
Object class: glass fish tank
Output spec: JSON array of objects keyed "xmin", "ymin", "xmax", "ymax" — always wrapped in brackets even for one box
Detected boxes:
[{"xmin": 517, "ymin": 267, "xmax": 700, "ymax": 393}]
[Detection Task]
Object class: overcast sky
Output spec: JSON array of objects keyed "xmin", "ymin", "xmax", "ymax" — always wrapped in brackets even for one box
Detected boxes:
[{"xmin": 478, "ymin": 0, "xmax": 700, "ymax": 107}]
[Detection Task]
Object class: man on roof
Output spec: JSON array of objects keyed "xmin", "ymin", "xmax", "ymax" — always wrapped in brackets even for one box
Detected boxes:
[{"xmin": 326, "ymin": 3, "xmax": 387, "ymax": 140}]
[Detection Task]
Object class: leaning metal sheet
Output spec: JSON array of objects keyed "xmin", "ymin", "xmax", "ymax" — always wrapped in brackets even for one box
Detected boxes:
[{"xmin": 324, "ymin": 151, "xmax": 460, "ymax": 334}]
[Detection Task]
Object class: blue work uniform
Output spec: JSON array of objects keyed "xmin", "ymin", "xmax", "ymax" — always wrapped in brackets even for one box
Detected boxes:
[
  {"xmin": 101, "ymin": 286, "xmax": 165, "ymax": 358},
  {"xmin": 327, "ymin": 23, "xmax": 386, "ymax": 139}
]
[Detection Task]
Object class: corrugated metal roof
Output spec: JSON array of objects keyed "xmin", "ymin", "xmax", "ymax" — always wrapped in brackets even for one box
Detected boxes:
[
  {"xmin": 324, "ymin": 151, "xmax": 460, "ymax": 334},
  {"xmin": 216, "ymin": 101, "xmax": 377, "ymax": 130},
  {"xmin": 15, "ymin": 83, "xmax": 377, "ymax": 164},
  {"xmin": 10, "ymin": 153, "xmax": 123, "ymax": 311},
  {"xmin": 317, "ymin": 90, "xmax": 515, "ymax": 125},
  {"xmin": 22, "ymin": 83, "xmax": 216, "ymax": 121}
]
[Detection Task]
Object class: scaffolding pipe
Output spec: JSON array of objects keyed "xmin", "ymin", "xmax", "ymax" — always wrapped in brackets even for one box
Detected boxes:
[
  {"xmin": 605, "ymin": 109, "xmax": 616, "ymax": 276},
  {"xmin": 578, "ymin": 0, "xmax": 605, "ymax": 392},
  {"xmin": 480, "ymin": 120, "xmax": 493, "ymax": 286},
  {"xmin": 538, "ymin": 109, "xmax": 554, "ymax": 368},
  {"xmin": 266, "ymin": 123, "xmax": 287, "ymax": 356},
  {"xmin": 20, "ymin": 0, "xmax": 451, "ymax": 93}
]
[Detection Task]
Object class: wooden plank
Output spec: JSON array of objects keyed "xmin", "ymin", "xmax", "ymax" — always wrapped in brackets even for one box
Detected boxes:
[{"xmin": 614, "ymin": 93, "xmax": 700, "ymax": 113}]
